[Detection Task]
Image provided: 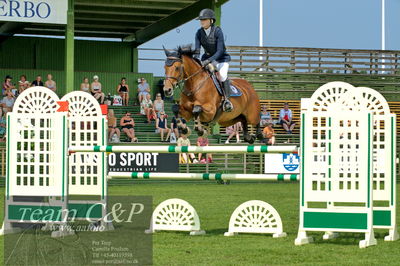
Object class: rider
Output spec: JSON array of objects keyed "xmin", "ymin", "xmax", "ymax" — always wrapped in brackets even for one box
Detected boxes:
[{"xmin": 194, "ymin": 8, "xmax": 233, "ymax": 112}]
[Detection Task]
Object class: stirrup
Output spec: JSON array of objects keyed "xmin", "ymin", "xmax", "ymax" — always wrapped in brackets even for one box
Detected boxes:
[{"xmin": 223, "ymin": 100, "xmax": 233, "ymax": 112}]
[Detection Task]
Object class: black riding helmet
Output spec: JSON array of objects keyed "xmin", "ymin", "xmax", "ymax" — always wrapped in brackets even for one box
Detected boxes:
[{"xmin": 196, "ymin": 8, "xmax": 215, "ymax": 21}]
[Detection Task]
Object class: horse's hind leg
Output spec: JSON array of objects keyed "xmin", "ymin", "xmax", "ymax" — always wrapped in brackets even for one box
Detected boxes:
[
  {"xmin": 256, "ymin": 123, "xmax": 263, "ymax": 141},
  {"xmin": 240, "ymin": 116, "xmax": 255, "ymax": 144}
]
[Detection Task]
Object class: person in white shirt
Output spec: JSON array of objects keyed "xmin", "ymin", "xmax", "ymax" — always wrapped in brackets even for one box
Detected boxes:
[
  {"xmin": 279, "ymin": 102, "xmax": 296, "ymax": 134},
  {"xmin": 141, "ymin": 94, "xmax": 156, "ymax": 123},
  {"xmin": 2, "ymin": 91, "xmax": 15, "ymax": 113},
  {"xmin": 18, "ymin": 75, "xmax": 30, "ymax": 94}
]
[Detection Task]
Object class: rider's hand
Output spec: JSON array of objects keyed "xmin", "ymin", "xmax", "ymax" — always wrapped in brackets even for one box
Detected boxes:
[{"xmin": 201, "ymin": 59, "xmax": 210, "ymax": 67}]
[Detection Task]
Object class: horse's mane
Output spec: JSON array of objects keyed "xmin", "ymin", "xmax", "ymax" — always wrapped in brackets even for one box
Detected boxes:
[
  {"xmin": 164, "ymin": 44, "xmax": 201, "ymax": 66},
  {"xmin": 177, "ymin": 45, "xmax": 196, "ymax": 57},
  {"xmin": 176, "ymin": 45, "xmax": 202, "ymax": 65}
]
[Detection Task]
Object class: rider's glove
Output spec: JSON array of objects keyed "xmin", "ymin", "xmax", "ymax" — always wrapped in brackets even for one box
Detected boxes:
[{"xmin": 201, "ymin": 59, "xmax": 211, "ymax": 67}]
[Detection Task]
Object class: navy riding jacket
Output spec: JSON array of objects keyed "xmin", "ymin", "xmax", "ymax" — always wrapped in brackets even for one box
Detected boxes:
[{"xmin": 195, "ymin": 25, "xmax": 231, "ymax": 63}]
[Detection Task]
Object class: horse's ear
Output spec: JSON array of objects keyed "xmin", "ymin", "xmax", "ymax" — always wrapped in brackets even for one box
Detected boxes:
[
  {"xmin": 163, "ymin": 45, "xmax": 169, "ymax": 56},
  {"xmin": 177, "ymin": 46, "xmax": 182, "ymax": 55}
]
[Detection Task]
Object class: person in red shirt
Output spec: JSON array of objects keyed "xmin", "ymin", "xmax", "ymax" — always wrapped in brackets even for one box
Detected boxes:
[{"xmin": 197, "ymin": 136, "xmax": 212, "ymax": 163}]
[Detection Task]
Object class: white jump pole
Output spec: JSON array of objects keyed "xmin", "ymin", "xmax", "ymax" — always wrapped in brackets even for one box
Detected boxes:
[
  {"xmin": 69, "ymin": 145, "xmax": 298, "ymax": 154},
  {"xmin": 108, "ymin": 172, "xmax": 299, "ymax": 181}
]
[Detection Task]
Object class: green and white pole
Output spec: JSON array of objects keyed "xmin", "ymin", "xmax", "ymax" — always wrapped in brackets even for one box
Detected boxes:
[
  {"xmin": 108, "ymin": 172, "xmax": 299, "ymax": 181},
  {"xmin": 69, "ymin": 145, "xmax": 298, "ymax": 154}
]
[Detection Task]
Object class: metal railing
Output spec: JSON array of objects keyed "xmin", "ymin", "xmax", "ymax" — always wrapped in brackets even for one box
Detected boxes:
[{"xmin": 139, "ymin": 46, "xmax": 400, "ymax": 75}]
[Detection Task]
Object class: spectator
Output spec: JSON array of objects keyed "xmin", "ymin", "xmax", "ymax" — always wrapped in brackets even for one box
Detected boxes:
[
  {"xmin": 0, "ymin": 108, "xmax": 6, "ymax": 141},
  {"xmin": 197, "ymin": 136, "xmax": 212, "ymax": 163},
  {"xmin": 18, "ymin": 75, "xmax": 30, "ymax": 94},
  {"xmin": 31, "ymin": 75, "xmax": 44, "ymax": 87},
  {"xmin": 80, "ymin": 77, "xmax": 90, "ymax": 93},
  {"xmin": 45, "ymin": 74, "xmax": 57, "ymax": 92},
  {"xmin": 117, "ymin": 77, "xmax": 129, "ymax": 106},
  {"xmin": 225, "ymin": 122, "xmax": 242, "ymax": 144},
  {"xmin": 177, "ymin": 128, "xmax": 198, "ymax": 163},
  {"xmin": 2, "ymin": 91, "xmax": 15, "ymax": 113},
  {"xmin": 153, "ymin": 93, "xmax": 164, "ymax": 118},
  {"xmin": 155, "ymin": 111, "xmax": 171, "ymax": 142},
  {"xmin": 137, "ymin": 77, "xmax": 150, "ymax": 103},
  {"xmin": 171, "ymin": 114, "xmax": 186, "ymax": 139},
  {"xmin": 260, "ymin": 104, "xmax": 273, "ymax": 127},
  {"xmin": 120, "ymin": 111, "xmax": 137, "ymax": 142},
  {"xmin": 108, "ymin": 109, "xmax": 121, "ymax": 142},
  {"xmin": 262, "ymin": 123, "xmax": 276, "ymax": 145},
  {"xmin": 91, "ymin": 75, "xmax": 105, "ymax": 104},
  {"xmin": 2, "ymin": 75, "xmax": 15, "ymax": 96},
  {"xmin": 104, "ymin": 93, "xmax": 112, "ymax": 105},
  {"xmin": 141, "ymin": 94, "xmax": 156, "ymax": 123},
  {"xmin": 279, "ymin": 102, "xmax": 296, "ymax": 134}
]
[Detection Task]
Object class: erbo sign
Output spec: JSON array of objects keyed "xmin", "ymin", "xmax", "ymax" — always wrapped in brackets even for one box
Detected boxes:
[{"xmin": 0, "ymin": 0, "xmax": 67, "ymax": 24}]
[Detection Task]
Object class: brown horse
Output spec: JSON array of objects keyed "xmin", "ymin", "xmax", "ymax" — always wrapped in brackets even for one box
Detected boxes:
[{"xmin": 163, "ymin": 46, "xmax": 263, "ymax": 143}]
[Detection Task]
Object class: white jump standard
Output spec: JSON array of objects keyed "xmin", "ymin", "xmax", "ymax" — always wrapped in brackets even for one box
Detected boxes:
[
  {"xmin": 295, "ymin": 82, "xmax": 398, "ymax": 248},
  {"xmin": 1, "ymin": 88, "xmax": 113, "ymax": 236}
]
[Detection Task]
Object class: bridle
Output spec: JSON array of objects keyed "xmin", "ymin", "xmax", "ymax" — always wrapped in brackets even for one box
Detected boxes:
[{"xmin": 164, "ymin": 56, "xmax": 211, "ymax": 97}]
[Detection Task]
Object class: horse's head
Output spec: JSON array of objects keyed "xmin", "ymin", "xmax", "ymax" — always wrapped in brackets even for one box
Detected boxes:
[
  {"xmin": 163, "ymin": 45, "xmax": 202, "ymax": 97},
  {"xmin": 163, "ymin": 46, "xmax": 183, "ymax": 97}
]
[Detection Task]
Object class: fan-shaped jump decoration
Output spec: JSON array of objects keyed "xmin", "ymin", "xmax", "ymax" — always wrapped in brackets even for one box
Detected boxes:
[
  {"xmin": 145, "ymin": 198, "xmax": 205, "ymax": 235},
  {"xmin": 61, "ymin": 91, "xmax": 102, "ymax": 117},
  {"xmin": 13, "ymin": 86, "xmax": 60, "ymax": 113},
  {"xmin": 224, "ymin": 200, "xmax": 286, "ymax": 238},
  {"xmin": 337, "ymin": 86, "xmax": 390, "ymax": 115},
  {"xmin": 308, "ymin": 81, "xmax": 355, "ymax": 112}
]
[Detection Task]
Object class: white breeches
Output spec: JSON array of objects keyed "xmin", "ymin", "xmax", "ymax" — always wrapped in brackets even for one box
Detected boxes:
[{"xmin": 216, "ymin": 62, "xmax": 229, "ymax": 82}]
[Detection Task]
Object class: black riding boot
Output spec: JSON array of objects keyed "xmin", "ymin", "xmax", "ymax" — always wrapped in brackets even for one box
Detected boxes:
[{"xmin": 222, "ymin": 79, "xmax": 233, "ymax": 112}]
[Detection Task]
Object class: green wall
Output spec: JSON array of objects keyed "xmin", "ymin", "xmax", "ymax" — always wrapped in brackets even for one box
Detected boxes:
[
  {"xmin": 0, "ymin": 69, "xmax": 153, "ymax": 99},
  {"xmin": 0, "ymin": 37, "xmax": 134, "ymax": 72}
]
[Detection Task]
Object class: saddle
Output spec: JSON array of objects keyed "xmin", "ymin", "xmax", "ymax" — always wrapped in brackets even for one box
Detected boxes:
[{"xmin": 210, "ymin": 74, "xmax": 242, "ymax": 97}]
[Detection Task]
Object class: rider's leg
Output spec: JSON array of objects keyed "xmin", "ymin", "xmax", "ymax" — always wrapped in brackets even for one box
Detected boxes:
[{"xmin": 216, "ymin": 62, "xmax": 233, "ymax": 112}]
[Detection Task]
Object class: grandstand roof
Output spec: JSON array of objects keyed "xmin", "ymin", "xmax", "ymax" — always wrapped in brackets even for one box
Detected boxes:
[{"xmin": 0, "ymin": 0, "xmax": 229, "ymax": 44}]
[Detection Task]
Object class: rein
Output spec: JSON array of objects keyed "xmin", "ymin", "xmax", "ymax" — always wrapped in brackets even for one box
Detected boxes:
[{"xmin": 165, "ymin": 56, "xmax": 211, "ymax": 97}]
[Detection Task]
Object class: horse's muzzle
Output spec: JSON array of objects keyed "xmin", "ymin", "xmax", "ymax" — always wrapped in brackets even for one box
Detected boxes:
[{"xmin": 163, "ymin": 87, "xmax": 173, "ymax": 97}]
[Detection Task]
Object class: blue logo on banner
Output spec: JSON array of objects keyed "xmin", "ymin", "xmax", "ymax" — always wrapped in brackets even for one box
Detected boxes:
[{"xmin": 282, "ymin": 153, "xmax": 300, "ymax": 171}]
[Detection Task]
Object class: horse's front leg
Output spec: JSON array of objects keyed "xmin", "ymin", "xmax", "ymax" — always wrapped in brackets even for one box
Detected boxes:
[
  {"xmin": 191, "ymin": 105, "xmax": 204, "ymax": 136},
  {"xmin": 180, "ymin": 100, "xmax": 193, "ymax": 121},
  {"xmin": 200, "ymin": 122, "xmax": 210, "ymax": 137},
  {"xmin": 193, "ymin": 103, "xmax": 216, "ymax": 137},
  {"xmin": 198, "ymin": 103, "xmax": 217, "ymax": 123}
]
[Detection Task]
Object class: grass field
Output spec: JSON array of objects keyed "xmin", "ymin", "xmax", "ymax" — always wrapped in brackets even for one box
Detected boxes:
[{"xmin": 0, "ymin": 182, "xmax": 399, "ymax": 265}]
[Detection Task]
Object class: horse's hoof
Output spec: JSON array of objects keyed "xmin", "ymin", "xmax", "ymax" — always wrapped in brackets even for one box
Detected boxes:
[
  {"xmin": 256, "ymin": 133, "xmax": 264, "ymax": 140},
  {"xmin": 244, "ymin": 134, "xmax": 251, "ymax": 143},
  {"xmin": 244, "ymin": 135, "xmax": 255, "ymax": 144},
  {"xmin": 192, "ymin": 105, "xmax": 202, "ymax": 117},
  {"xmin": 249, "ymin": 136, "xmax": 255, "ymax": 144},
  {"xmin": 197, "ymin": 130, "xmax": 204, "ymax": 137}
]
